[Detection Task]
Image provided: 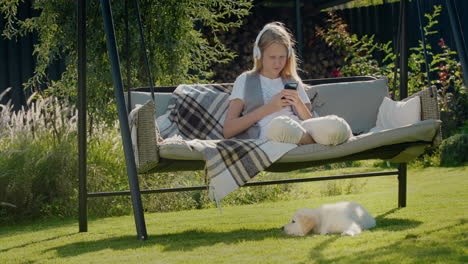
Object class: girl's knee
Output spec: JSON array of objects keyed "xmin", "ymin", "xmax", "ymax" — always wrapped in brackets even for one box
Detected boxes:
[
  {"xmin": 301, "ymin": 115, "xmax": 352, "ymax": 145},
  {"xmin": 266, "ymin": 116, "xmax": 306, "ymax": 144}
]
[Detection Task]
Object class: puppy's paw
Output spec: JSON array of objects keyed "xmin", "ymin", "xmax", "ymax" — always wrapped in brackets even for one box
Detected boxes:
[{"xmin": 341, "ymin": 230, "xmax": 358, "ymax": 236}]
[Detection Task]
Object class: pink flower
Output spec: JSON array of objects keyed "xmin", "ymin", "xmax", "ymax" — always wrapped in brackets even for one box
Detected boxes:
[
  {"xmin": 331, "ymin": 69, "xmax": 342, "ymax": 77},
  {"xmin": 438, "ymin": 39, "xmax": 445, "ymax": 47}
]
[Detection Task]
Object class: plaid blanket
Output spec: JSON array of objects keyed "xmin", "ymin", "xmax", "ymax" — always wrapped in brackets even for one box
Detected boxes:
[{"xmin": 157, "ymin": 84, "xmax": 296, "ymax": 205}]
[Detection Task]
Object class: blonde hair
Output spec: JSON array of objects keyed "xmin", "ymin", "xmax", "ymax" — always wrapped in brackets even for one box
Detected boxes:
[{"xmin": 251, "ymin": 22, "xmax": 301, "ymax": 82}]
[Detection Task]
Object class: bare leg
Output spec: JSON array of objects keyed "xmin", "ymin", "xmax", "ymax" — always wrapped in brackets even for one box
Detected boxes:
[{"xmin": 298, "ymin": 133, "xmax": 315, "ymax": 145}]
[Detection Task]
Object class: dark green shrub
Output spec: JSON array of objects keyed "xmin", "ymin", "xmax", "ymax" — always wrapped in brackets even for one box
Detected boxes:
[{"xmin": 439, "ymin": 133, "xmax": 468, "ymax": 166}]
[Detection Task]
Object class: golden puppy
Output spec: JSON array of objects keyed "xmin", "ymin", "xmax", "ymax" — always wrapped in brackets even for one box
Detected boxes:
[{"xmin": 282, "ymin": 201, "xmax": 376, "ymax": 236}]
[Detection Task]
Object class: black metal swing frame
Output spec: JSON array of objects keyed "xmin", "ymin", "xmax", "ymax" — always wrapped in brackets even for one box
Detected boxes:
[{"xmin": 77, "ymin": 0, "xmax": 413, "ymax": 241}]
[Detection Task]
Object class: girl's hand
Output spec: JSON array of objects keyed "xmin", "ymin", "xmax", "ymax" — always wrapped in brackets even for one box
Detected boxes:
[
  {"xmin": 268, "ymin": 93, "xmax": 290, "ymax": 112},
  {"xmin": 280, "ymin": 89, "xmax": 301, "ymax": 107}
]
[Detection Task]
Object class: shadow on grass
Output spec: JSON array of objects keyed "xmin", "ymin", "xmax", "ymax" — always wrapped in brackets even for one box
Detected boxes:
[
  {"xmin": 0, "ymin": 218, "xmax": 79, "ymax": 253},
  {"xmin": 43, "ymin": 210, "xmax": 465, "ymax": 261},
  {"xmin": 44, "ymin": 209, "xmax": 423, "ymax": 257},
  {"xmin": 0, "ymin": 233, "xmax": 77, "ymax": 253},
  {"xmin": 44, "ymin": 209, "xmax": 424, "ymax": 258},
  {"xmin": 307, "ymin": 218, "xmax": 467, "ymax": 263},
  {"xmin": 0, "ymin": 217, "xmax": 78, "ymax": 234},
  {"xmin": 307, "ymin": 209, "xmax": 467, "ymax": 263},
  {"xmin": 372, "ymin": 208, "xmax": 423, "ymax": 231},
  {"xmin": 45, "ymin": 227, "xmax": 293, "ymax": 256}
]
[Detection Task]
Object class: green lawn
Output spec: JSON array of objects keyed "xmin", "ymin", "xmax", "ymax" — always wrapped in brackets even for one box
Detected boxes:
[{"xmin": 1, "ymin": 166, "xmax": 467, "ymax": 264}]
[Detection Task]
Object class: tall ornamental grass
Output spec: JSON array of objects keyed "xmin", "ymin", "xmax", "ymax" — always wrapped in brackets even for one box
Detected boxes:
[{"xmin": 0, "ymin": 88, "xmax": 78, "ymax": 222}]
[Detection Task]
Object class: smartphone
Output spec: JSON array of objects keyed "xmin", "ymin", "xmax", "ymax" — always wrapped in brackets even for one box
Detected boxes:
[{"xmin": 284, "ymin": 82, "xmax": 298, "ymax": 90}]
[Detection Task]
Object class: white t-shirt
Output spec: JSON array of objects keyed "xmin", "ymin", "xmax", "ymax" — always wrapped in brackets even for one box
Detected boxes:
[{"xmin": 229, "ymin": 73, "xmax": 311, "ymax": 139}]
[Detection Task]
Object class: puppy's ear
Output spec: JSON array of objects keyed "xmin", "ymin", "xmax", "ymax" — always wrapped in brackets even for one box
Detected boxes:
[{"xmin": 298, "ymin": 214, "xmax": 317, "ymax": 235}]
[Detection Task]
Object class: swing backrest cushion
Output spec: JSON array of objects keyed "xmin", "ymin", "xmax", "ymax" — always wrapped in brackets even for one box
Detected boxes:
[
  {"xmin": 130, "ymin": 78, "xmax": 389, "ymax": 135},
  {"xmin": 306, "ymin": 78, "xmax": 388, "ymax": 135},
  {"xmin": 126, "ymin": 92, "xmax": 173, "ymax": 117}
]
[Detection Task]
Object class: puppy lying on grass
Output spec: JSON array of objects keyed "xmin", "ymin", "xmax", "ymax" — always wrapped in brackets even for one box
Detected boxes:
[{"xmin": 282, "ymin": 201, "xmax": 376, "ymax": 236}]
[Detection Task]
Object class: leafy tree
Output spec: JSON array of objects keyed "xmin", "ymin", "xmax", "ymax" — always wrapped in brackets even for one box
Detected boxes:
[
  {"xmin": 317, "ymin": 6, "xmax": 466, "ymax": 138},
  {"xmin": 316, "ymin": 12, "xmax": 395, "ymax": 82},
  {"xmin": 0, "ymin": 0, "xmax": 252, "ymax": 125}
]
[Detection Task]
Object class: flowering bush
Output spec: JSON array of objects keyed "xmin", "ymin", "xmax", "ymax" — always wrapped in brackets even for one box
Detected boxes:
[
  {"xmin": 316, "ymin": 6, "xmax": 466, "ymax": 138},
  {"xmin": 422, "ymin": 6, "xmax": 466, "ymax": 137},
  {"xmin": 316, "ymin": 12, "xmax": 396, "ymax": 88}
]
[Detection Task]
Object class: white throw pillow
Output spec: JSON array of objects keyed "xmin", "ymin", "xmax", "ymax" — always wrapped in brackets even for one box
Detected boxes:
[
  {"xmin": 370, "ymin": 96, "xmax": 421, "ymax": 132},
  {"xmin": 301, "ymin": 115, "xmax": 353, "ymax": 146}
]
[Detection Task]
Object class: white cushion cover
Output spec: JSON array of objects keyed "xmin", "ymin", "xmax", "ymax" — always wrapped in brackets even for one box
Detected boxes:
[{"xmin": 370, "ymin": 96, "xmax": 421, "ymax": 132}]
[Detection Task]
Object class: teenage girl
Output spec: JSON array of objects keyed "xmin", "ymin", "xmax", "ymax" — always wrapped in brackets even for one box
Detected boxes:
[{"xmin": 223, "ymin": 22, "xmax": 315, "ymax": 144}]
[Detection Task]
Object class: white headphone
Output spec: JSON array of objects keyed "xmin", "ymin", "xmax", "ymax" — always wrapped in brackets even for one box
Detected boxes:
[{"xmin": 253, "ymin": 25, "xmax": 292, "ymax": 60}]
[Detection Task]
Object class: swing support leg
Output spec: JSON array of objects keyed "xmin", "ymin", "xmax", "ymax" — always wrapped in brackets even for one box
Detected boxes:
[
  {"xmin": 398, "ymin": 163, "xmax": 407, "ymax": 208},
  {"xmin": 398, "ymin": 0, "xmax": 408, "ymax": 209},
  {"xmin": 100, "ymin": 0, "xmax": 147, "ymax": 240},
  {"xmin": 78, "ymin": 0, "xmax": 87, "ymax": 233}
]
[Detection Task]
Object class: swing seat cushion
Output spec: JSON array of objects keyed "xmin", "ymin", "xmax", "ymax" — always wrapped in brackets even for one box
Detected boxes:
[{"xmin": 157, "ymin": 119, "xmax": 440, "ymax": 162}]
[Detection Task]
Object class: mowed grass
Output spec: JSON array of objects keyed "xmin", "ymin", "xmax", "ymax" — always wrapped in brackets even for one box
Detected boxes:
[{"xmin": 0, "ymin": 166, "xmax": 467, "ymax": 264}]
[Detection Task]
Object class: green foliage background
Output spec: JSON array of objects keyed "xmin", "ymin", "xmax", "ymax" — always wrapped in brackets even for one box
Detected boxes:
[{"xmin": 0, "ymin": 0, "xmax": 252, "ymax": 124}]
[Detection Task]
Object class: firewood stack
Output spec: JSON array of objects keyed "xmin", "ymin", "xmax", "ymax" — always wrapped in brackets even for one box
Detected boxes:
[
  {"xmin": 208, "ymin": 18, "xmax": 263, "ymax": 83},
  {"xmin": 209, "ymin": 6, "xmax": 346, "ymax": 83},
  {"xmin": 301, "ymin": 17, "xmax": 346, "ymax": 80}
]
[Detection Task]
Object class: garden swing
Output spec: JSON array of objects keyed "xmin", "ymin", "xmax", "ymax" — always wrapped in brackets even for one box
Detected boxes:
[{"xmin": 78, "ymin": 0, "xmax": 442, "ymax": 241}]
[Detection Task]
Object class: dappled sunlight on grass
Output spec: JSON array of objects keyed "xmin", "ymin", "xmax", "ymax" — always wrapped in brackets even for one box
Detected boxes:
[{"xmin": 0, "ymin": 166, "xmax": 466, "ymax": 264}]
